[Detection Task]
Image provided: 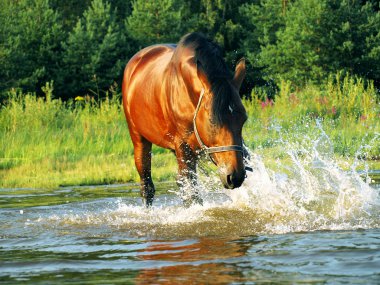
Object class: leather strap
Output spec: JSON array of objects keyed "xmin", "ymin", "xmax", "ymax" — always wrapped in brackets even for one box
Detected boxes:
[{"xmin": 193, "ymin": 89, "xmax": 244, "ymax": 156}]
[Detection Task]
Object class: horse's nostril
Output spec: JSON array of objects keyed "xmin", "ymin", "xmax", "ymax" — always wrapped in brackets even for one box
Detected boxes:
[
  {"xmin": 226, "ymin": 174, "xmax": 233, "ymax": 188},
  {"xmin": 224, "ymin": 170, "xmax": 245, "ymax": 189}
]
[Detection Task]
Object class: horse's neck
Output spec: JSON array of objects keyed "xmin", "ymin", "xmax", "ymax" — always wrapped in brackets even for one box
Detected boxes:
[{"xmin": 173, "ymin": 60, "xmax": 203, "ymax": 103}]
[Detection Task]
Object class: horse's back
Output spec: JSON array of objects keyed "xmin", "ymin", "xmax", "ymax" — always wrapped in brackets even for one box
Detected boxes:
[
  {"xmin": 122, "ymin": 44, "xmax": 176, "ymax": 147},
  {"xmin": 122, "ymin": 44, "xmax": 175, "ymax": 99}
]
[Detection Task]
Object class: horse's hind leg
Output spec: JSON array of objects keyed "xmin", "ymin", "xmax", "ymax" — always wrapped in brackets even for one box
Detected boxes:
[{"xmin": 132, "ymin": 136, "xmax": 155, "ymax": 207}]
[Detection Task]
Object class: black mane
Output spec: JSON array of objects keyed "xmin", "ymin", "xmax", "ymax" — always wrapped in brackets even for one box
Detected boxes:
[{"xmin": 180, "ymin": 33, "xmax": 234, "ymax": 125}]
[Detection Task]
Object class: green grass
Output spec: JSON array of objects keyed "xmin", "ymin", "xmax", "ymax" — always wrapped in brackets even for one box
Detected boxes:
[
  {"xmin": 0, "ymin": 83, "xmax": 178, "ymax": 188},
  {"xmin": 1, "ymin": 75, "xmax": 379, "ymax": 189},
  {"xmin": 243, "ymin": 74, "xmax": 380, "ymax": 158}
]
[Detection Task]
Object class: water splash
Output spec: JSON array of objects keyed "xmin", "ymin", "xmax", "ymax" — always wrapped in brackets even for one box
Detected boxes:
[
  {"xmin": 37, "ymin": 127, "xmax": 379, "ymax": 238},
  {"xmin": 230, "ymin": 120, "xmax": 380, "ymax": 234}
]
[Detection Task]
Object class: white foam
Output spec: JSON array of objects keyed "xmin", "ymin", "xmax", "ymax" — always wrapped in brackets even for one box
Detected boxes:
[{"xmin": 38, "ymin": 129, "xmax": 380, "ymax": 237}]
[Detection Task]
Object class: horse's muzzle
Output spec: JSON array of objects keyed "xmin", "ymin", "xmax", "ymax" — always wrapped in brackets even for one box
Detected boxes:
[{"xmin": 222, "ymin": 169, "xmax": 246, "ymax": 189}]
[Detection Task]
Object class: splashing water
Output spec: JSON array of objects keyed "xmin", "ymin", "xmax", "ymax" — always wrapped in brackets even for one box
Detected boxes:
[
  {"xmin": 231, "ymin": 121, "xmax": 380, "ymax": 234},
  {"xmin": 38, "ymin": 128, "xmax": 379, "ymax": 239}
]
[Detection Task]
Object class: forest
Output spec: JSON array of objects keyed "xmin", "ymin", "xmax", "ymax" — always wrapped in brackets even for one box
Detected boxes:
[{"xmin": 1, "ymin": 0, "xmax": 380, "ymax": 100}]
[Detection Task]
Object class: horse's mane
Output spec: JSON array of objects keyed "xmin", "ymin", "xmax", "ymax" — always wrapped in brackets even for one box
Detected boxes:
[{"xmin": 179, "ymin": 33, "xmax": 234, "ymax": 125}]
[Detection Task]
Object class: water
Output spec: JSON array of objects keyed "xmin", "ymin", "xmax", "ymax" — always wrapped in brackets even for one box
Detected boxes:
[{"xmin": 1, "ymin": 137, "xmax": 380, "ymax": 284}]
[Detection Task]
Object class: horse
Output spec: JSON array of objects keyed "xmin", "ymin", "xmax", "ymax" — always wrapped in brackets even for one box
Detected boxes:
[{"xmin": 122, "ymin": 32, "xmax": 248, "ymax": 206}]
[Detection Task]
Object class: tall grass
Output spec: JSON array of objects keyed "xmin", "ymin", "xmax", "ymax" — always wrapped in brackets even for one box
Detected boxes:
[
  {"xmin": 0, "ymin": 82, "xmax": 177, "ymax": 188},
  {"xmin": 1, "ymin": 75, "xmax": 379, "ymax": 188},
  {"xmin": 243, "ymin": 73, "xmax": 380, "ymax": 162}
]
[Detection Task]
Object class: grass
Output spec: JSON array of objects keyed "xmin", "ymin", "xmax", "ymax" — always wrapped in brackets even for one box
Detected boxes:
[
  {"xmin": 244, "ymin": 74, "xmax": 380, "ymax": 159},
  {"xmin": 0, "ymin": 82, "xmax": 178, "ymax": 188},
  {"xmin": 1, "ymin": 75, "xmax": 379, "ymax": 189}
]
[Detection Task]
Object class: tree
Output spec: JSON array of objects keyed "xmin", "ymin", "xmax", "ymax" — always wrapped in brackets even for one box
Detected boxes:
[
  {"xmin": 256, "ymin": 0, "xmax": 380, "ymax": 86},
  {"xmin": 110, "ymin": 0, "xmax": 133, "ymax": 21},
  {"xmin": 0, "ymin": 0, "xmax": 65, "ymax": 95},
  {"xmin": 239, "ymin": 0, "xmax": 287, "ymax": 91},
  {"xmin": 259, "ymin": 0, "xmax": 325, "ymax": 85},
  {"xmin": 126, "ymin": 0, "xmax": 187, "ymax": 47},
  {"xmin": 181, "ymin": 0, "xmax": 257, "ymax": 94},
  {"xmin": 49, "ymin": 0, "xmax": 92, "ymax": 31},
  {"xmin": 334, "ymin": 0, "xmax": 380, "ymax": 85},
  {"xmin": 60, "ymin": 0, "xmax": 128, "ymax": 98},
  {"xmin": 186, "ymin": 0, "xmax": 256, "ymax": 60}
]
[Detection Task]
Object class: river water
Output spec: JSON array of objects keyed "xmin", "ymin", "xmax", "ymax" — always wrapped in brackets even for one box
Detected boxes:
[{"xmin": 1, "ymin": 145, "xmax": 380, "ymax": 283}]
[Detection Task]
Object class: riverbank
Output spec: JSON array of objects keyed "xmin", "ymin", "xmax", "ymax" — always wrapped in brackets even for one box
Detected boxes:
[{"xmin": 1, "ymin": 75, "xmax": 379, "ymax": 189}]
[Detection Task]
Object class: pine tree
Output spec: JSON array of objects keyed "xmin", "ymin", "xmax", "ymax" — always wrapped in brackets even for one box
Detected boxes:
[
  {"xmin": 126, "ymin": 0, "xmax": 186, "ymax": 47},
  {"xmin": 185, "ymin": 0, "xmax": 253, "ymax": 57},
  {"xmin": 259, "ymin": 0, "xmax": 325, "ymax": 85},
  {"xmin": 49, "ymin": 0, "xmax": 92, "ymax": 31},
  {"xmin": 0, "ymin": 0, "xmax": 64, "ymax": 94},
  {"xmin": 61, "ymin": 0, "xmax": 128, "ymax": 98},
  {"xmin": 256, "ymin": 0, "xmax": 380, "ymax": 86},
  {"xmin": 238, "ymin": 0, "xmax": 285, "ymax": 91},
  {"xmin": 331, "ymin": 0, "xmax": 380, "ymax": 85}
]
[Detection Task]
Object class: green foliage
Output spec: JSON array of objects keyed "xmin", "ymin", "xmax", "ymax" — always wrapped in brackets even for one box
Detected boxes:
[
  {"xmin": 253, "ymin": 0, "xmax": 380, "ymax": 86},
  {"xmin": 60, "ymin": 0, "xmax": 128, "ymax": 99},
  {"xmin": 260, "ymin": 0, "xmax": 325, "ymax": 85},
  {"xmin": 126, "ymin": 0, "xmax": 187, "ymax": 46},
  {"xmin": 0, "ymin": 0, "xmax": 65, "ymax": 95},
  {"xmin": 0, "ymin": 0, "xmax": 379, "ymax": 100},
  {"xmin": 239, "ymin": 0, "xmax": 286, "ymax": 88},
  {"xmin": 192, "ymin": 0, "xmax": 240, "ymax": 47},
  {"xmin": 190, "ymin": 0, "xmax": 257, "ymax": 66},
  {"xmin": 240, "ymin": 0, "xmax": 285, "ymax": 63},
  {"xmin": 49, "ymin": 0, "xmax": 92, "ymax": 30}
]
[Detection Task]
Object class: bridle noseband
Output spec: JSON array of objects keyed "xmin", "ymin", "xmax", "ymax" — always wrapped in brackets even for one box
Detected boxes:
[{"xmin": 192, "ymin": 88, "xmax": 244, "ymax": 162}]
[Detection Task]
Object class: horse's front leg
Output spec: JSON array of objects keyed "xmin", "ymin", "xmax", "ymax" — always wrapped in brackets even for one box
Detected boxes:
[
  {"xmin": 175, "ymin": 143, "xmax": 203, "ymax": 206},
  {"xmin": 132, "ymin": 137, "xmax": 155, "ymax": 207}
]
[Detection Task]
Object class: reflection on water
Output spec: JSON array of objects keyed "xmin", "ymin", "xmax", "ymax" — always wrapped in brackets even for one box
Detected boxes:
[
  {"xmin": 1, "ymin": 130, "xmax": 380, "ymax": 284},
  {"xmin": 134, "ymin": 238, "xmax": 249, "ymax": 284}
]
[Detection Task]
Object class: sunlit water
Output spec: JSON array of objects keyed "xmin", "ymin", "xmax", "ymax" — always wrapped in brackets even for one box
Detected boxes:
[{"xmin": 1, "ymin": 132, "xmax": 380, "ymax": 284}]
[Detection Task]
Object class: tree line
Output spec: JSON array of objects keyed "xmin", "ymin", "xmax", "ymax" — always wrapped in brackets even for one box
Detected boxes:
[{"xmin": 1, "ymin": 0, "xmax": 379, "ymax": 101}]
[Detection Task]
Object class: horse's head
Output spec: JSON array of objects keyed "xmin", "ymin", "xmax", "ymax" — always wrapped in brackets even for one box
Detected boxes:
[{"xmin": 194, "ymin": 58, "xmax": 247, "ymax": 189}]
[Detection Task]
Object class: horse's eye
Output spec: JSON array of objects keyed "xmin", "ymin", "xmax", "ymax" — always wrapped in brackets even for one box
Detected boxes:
[{"xmin": 228, "ymin": 105, "xmax": 234, "ymax": 114}]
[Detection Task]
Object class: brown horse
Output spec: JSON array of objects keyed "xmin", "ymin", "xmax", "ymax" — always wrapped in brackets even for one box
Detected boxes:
[{"xmin": 122, "ymin": 33, "xmax": 248, "ymax": 206}]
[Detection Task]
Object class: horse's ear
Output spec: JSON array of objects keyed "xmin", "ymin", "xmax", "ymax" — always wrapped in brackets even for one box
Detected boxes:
[{"xmin": 233, "ymin": 58, "xmax": 246, "ymax": 90}]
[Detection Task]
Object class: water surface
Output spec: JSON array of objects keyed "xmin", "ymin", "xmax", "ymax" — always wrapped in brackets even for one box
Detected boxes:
[{"xmin": 1, "ymin": 144, "xmax": 380, "ymax": 284}]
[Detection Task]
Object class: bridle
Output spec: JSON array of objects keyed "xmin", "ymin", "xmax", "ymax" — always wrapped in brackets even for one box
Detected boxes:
[
  {"xmin": 192, "ymin": 88, "xmax": 253, "ymax": 172},
  {"xmin": 192, "ymin": 88, "xmax": 244, "ymax": 163}
]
